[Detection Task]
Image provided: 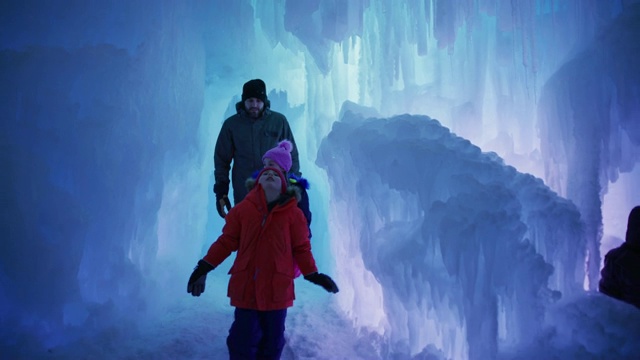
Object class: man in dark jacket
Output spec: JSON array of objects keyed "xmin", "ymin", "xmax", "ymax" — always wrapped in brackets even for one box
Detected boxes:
[
  {"xmin": 599, "ymin": 206, "xmax": 640, "ymax": 309},
  {"xmin": 213, "ymin": 79, "xmax": 300, "ymax": 218}
]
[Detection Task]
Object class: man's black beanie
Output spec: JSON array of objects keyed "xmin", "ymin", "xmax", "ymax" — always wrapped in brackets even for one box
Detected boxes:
[{"xmin": 242, "ymin": 79, "xmax": 267, "ymax": 102}]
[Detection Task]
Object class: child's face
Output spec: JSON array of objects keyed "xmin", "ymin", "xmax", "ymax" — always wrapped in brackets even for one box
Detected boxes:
[
  {"xmin": 258, "ymin": 169, "xmax": 282, "ymax": 191},
  {"xmin": 263, "ymin": 158, "xmax": 284, "ymax": 172}
]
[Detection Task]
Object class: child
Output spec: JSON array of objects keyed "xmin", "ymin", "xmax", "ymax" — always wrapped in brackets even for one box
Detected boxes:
[{"xmin": 187, "ymin": 165, "xmax": 339, "ymax": 359}]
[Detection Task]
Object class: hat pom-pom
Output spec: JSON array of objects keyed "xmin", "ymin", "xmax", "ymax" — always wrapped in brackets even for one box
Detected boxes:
[{"xmin": 278, "ymin": 140, "xmax": 293, "ymax": 153}]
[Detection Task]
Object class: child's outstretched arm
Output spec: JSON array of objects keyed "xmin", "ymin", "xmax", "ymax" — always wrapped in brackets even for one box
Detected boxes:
[
  {"xmin": 187, "ymin": 206, "xmax": 242, "ymax": 297},
  {"xmin": 304, "ymin": 272, "xmax": 339, "ymax": 293},
  {"xmin": 187, "ymin": 260, "xmax": 215, "ymax": 296}
]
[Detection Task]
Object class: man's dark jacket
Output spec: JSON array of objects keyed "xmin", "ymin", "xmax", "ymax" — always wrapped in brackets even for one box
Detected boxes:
[{"xmin": 214, "ymin": 101, "xmax": 300, "ymax": 204}]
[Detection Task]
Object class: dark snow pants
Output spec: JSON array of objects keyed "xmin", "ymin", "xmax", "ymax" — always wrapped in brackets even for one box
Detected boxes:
[{"xmin": 227, "ymin": 307, "xmax": 287, "ymax": 360}]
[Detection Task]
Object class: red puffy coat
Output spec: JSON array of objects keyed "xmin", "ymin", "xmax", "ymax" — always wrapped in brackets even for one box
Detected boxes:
[{"xmin": 203, "ymin": 184, "xmax": 318, "ymax": 311}]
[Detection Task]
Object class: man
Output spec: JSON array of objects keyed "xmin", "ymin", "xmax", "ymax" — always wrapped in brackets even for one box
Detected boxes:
[
  {"xmin": 599, "ymin": 206, "xmax": 640, "ymax": 309},
  {"xmin": 213, "ymin": 79, "xmax": 300, "ymax": 218}
]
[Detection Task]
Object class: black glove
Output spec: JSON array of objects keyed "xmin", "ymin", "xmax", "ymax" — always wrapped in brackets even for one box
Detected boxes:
[
  {"xmin": 214, "ymin": 183, "xmax": 232, "ymax": 218},
  {"xmin": 216, "ymin": 194, "xmax": 231, "ymax": 218},
  {"xmin": 187, "ymin": 260, "xmax": 215, "ymax": 297},
  {"xmin": 304, "ymin": 272, "xmax": 339, "ymax": 293}
]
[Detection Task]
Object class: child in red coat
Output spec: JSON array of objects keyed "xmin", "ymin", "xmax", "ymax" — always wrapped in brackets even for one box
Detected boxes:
[{"xmin": 187, "ymin": 165, "xmax": 338, "ymax": 359}]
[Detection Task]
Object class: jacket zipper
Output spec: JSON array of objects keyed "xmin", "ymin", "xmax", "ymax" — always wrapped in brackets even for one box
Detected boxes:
[{"xmin": 256, "ymin": 212, "xmax": 268, "ymax": 280}]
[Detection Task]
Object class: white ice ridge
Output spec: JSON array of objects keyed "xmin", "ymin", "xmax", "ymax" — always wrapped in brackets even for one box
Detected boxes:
[{"xmin": 317, "ymin": 109, "xmax": 585, "ymax": 359}]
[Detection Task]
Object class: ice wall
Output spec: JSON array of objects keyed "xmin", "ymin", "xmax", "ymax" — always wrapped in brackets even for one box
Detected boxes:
[
  {"xmin": 538, "ymin": 3, "xmax": 640, "ymax": 289},
  {"xmin": 277, "ymin": 0, "xmax": 625, "ymax": 162},
  {"xmin": 1, "ymin": 2, "xmax": 208, "ymax": 348},
  {"xmin": 317, "ymin": 109, "xmax": 585, "ymax": 359}
]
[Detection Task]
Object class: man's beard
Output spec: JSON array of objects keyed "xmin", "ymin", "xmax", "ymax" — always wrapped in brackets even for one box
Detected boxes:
[{"xmin": 248, "ymin": 107, "xmax": 262, "ymax": 118}]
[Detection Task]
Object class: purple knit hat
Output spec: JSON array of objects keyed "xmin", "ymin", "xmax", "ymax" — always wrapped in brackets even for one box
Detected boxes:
[{"xmin": 262, "ymin": 140, "xmax": 293, "ymax": 172}]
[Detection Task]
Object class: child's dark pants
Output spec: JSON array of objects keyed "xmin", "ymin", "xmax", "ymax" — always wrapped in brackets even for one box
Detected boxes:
[{"xmin": 227, "ymin": 307, "xmax": 287, "ymax": 360}]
